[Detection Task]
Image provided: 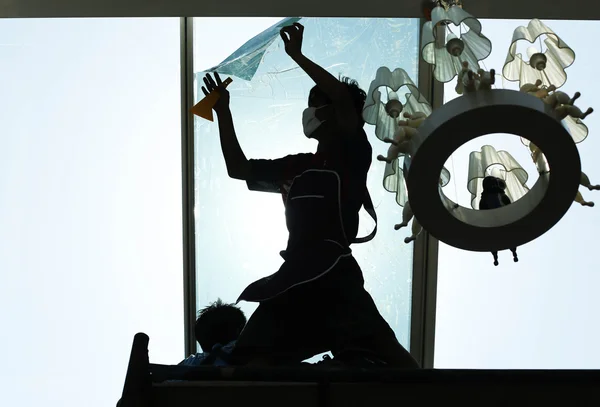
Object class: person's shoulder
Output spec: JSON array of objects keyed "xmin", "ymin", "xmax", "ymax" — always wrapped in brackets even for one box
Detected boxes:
[
  {"xmin": 179, "ymin": 352, "xmax": 208, "ymax": 366},
  {"xmin": 279, "ymin": 152, "xmax": 315, "ymax": 170}
]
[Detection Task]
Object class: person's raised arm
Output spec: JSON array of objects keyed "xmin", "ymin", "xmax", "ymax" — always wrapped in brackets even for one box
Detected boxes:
[
  {"xmin": 202, "ymin": 73, "xmax": 251, "ymax": 180},
  {"xmin": 280, "ymin": 23, "xmax": 359, "ymax": 130}
]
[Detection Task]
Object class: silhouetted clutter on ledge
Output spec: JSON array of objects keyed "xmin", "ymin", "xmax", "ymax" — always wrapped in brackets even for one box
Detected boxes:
[{"xmin": 117, "ymin": 333, "xmax": 600, "ymax": 407}]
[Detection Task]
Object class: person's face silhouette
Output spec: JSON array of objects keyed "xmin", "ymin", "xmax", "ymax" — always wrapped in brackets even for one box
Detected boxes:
[{"xmin": 306, "ymin": 87, "xmax": 335, "ymax": 141}]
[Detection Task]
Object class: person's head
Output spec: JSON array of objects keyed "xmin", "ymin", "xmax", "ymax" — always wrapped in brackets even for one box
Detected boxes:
[
  {"xmin": 302, "ymin": 76, "xmax": 367, "ymax": 141},
  {"xmin": 195, "ymin": 299, "xmax": 247, "ymax": 352}
]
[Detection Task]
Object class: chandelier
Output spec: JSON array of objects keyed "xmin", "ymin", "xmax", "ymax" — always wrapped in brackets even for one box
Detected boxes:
[
  {"xmin": 420, "ymin": 0, "xmax": 492, "ymax": 83},
  {"xmin": 363, "ymin": 3, "xmax": 596, "ymax": 266}
]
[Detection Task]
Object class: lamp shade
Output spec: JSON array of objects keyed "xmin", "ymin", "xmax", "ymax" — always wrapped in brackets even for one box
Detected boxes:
[
  {"xmin": 521, "ymin": 115, "xmax": 589, "ymax": 149},
  {"xmin": 362, "ymin": 66, "xmax": 432, "ymax": 142},
  {"xmin": 468, "ymin": 145, "xmax": 530, "ymax": 210},
  {"xmin": 362, "ymin": 66, "xmax": 450, "ymax": 208},
  {"xmin": 502, "ymin": 19, "xmax": 575, "ymax": 90},
  {"xmin": 421, "ymin": 5, "xmax": 492, "ymax": 83},
  {"xmin": 383, "ymin": 155, "xmax": 451, "ymax": 207}
]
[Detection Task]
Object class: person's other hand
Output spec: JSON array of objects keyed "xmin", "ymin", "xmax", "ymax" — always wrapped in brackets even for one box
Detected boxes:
[
  {"xmin": 201, "ymin": 72, "xmax": 230, "ymax": 113},
  {"xmin": 280, "ymin": 23, "xmax": 304, "ymax": 59}
]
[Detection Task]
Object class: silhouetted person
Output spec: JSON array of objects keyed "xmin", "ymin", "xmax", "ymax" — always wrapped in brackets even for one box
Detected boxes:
[
  {"xmin": 179, "ymin": 299, "xmax": 247, "ymax": 366},
  {"xmin": 201, "ymin": 23, "xmax": 418, "ymax": 368}
]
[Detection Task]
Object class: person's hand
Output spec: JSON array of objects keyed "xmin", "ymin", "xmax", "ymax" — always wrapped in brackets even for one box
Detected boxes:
[
  {"xmin": 280, "ymin": 23, "xmax": 304, "ymax": 59},
  {"xmin": 201, "ymin": 72, "xmax": 230, "ymax": 113}
]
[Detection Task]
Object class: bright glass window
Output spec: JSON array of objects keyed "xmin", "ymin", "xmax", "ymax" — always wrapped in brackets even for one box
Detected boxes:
[
  {"xmin": 435, "ymin": 19, "xmax": 600, "ymax": 368},
  {"xmin": 0, "ymin": 18, "xmax": 183, "ymax": 405},
  {"xmin": 193, "ymin": 17, "xmax": 420, "ymax": 352}
]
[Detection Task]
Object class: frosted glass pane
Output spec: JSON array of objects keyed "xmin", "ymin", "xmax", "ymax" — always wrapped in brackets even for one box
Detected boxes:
[
  {"xmin": 193, "ymin": 17, "xmax": 419, "ymax": 353},
  {"xmin": 0, "ymin": 18, "xmax": 183, "ymax": 406},
  {"xmin": 435, "ymin": 19, "xmax": 600, "ymax": 369}
]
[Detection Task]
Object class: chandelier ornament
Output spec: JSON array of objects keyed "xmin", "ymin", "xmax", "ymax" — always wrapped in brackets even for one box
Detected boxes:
[
  {"xmin": 380, "ymin": 155, "xmax": 452, "ymax": 245},
  {"xmin": 515, "ymin": 80, "xmax": 598, "ymax": 208},
  {"xmin": 502, "ymin": 19, "xmax": 575, "ymax": 90},
  {"xmin": 406, "ymin": 89, "xmax": 581, "ymax": 252},
  {"xmin": 467, "ymin": 145, "xmax": 530, "ymax": 211},
  {"xmin": 420, "ymin": 0, "xmax": 492, "ymax": 83},
  {"xmin": 189, "ymin": 15, "xmax": 599, "ymax": 262},
  {"xmin": 518, "ymin": 81, "xmax": 593, "ymax": 150},
  {"xmin": 362, "ymin": 67, "xmax": 432, "ymax": 142},
  {"xmin": 359, "ymin": 14, "xmax": 598, "ymax": 260},
  {"xmin": 362, "ymin": 67, "xmax": 451, "ymax": 244}
]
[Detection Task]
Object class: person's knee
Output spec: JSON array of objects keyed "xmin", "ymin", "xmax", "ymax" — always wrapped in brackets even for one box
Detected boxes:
[
  {"xmin": 347, "ymin": 333, "xmax": 420, "ymax": 368},
  {"xmin": 378, "ymin": 338, "xmax": 420, "ymax": 368}
]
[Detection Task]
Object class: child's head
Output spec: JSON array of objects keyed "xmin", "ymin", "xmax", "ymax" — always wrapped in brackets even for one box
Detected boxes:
[{"xmin": 195, "ymin": 299, "xmax": 247, "ymax": 352}]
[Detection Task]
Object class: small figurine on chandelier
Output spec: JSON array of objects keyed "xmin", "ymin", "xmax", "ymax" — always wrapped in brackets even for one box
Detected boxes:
[
  {"xmin": 575, "ymin": 190, "xmax": 595, "ymax": 207},
  {"xmin": 573, "ymin": 172, "xmax": 598, "ymax": 207},
  {"xmin": 377, "ymin": 111, "xmax": 427, "ymax": 163},
  {"xmin": 455, "ymin": 61, "xmax": 495, "ymax": 94},
  {"xmin": 581, "ymin": 172, "xmax": 600, "ymax": 191},
  {"xmin": 545, "ymin": 91, "xmax": 593, "ymax": 121},
  {"xmin": 455, "ymin": 61, "xmax": 473, "ymax": 94},
  {"xmin": 476, "ymin": 68, "xmax": 496, "ymax": 90},
  {"xmin": 478, "ymin": 176, "xmax": 519, "ymax": 266},
  {"xmin": 520, "ymin": 79, "xmax": 554, "ymax": 97},
  {"xmin": 529, "ymin": 144, "xmax": 597, "ymax": 207},
  {"xmin": 394, "ymin": 201, "xmax": 423, "ymax": 244},
  {"xmin": 456, "ymin": 61, "xmax": 478, "ymax": 94},
  {"xmin": 519, "ymin": 80, "xmax": 594, "ymax": 121}
]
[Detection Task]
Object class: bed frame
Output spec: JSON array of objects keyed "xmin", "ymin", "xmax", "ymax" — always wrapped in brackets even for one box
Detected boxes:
[{"xmin": 118, "ymin": 333, "xmax": 600, "ymax": 406}]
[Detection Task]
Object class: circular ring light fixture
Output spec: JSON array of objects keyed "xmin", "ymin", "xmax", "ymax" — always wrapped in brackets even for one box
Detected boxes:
[{"xmin": 406, "ymin": 89, "xmax": 581, "ymax": 252}]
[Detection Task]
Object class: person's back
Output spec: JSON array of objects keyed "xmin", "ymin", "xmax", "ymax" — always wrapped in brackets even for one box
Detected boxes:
[
  {"xmin": 282, "ymin": 124, "xmax": 372, "ymax": 250},
  {"xmin": 179, "ymin": 299, "xmax": 246, "ymax": 367}
]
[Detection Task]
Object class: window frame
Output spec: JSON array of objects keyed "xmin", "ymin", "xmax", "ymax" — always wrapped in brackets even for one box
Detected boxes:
[
  {"xmin": 180, "ymin": 17, "xmax": 197, "ymax": 356},
  {"xmin": 179, "ymin": 17, "xmax": 444, "ymax": 366},
  {"xmin": 2, "ymin": 1, "xmax": 598, "ymax": 21},
  {"xmin": 407, "ymin": 19, "xmax": 444, "ymax": 368}
]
